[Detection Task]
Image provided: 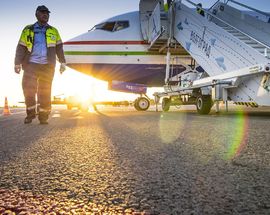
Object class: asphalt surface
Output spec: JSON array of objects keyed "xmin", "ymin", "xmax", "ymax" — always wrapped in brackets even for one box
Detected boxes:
[{"xmin": 0, "ymin": 105, "xmax": 270, "ymax": 214}]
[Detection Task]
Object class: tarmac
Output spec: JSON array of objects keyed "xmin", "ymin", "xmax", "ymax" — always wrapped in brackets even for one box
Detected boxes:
[{"xmin": 0, "ymin": 105, "xmax": 270, "ymax": 214}]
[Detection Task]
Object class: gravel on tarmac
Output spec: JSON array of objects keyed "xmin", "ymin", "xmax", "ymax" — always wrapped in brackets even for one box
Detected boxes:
[{"xmin": 0, "ymin": 107, "xmax": 270, "ymax": 214}]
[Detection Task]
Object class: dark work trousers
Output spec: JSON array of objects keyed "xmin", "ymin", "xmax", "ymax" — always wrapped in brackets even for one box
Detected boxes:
[{"xmin": 22, "ymin": 63, "xmax": 55, "ymax": 120}]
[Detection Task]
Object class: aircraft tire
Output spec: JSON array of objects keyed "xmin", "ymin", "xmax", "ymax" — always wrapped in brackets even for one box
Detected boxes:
[
  {"xmin": 134, "ymin": 97, "xmax": 150, "ymax": 111},
  {"xmin": 196, "ymin": 95, "xmax": 212, "ymax": 115},
  {"xmin": 162, "ymin": 98, "xmax": 171, "ymax": 112},
  {"xmin": 134, "ymin": 98, "xmax": 140, "ymax": 111}
]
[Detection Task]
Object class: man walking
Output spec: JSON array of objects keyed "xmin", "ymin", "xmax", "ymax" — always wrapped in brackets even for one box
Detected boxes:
[{"xmin": 14, "ymin": 5, "xmax": 66, "ymax": 124}]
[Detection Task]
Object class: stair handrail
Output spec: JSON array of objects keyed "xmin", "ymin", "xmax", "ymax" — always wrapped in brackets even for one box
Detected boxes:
[
  {"xmin": 208, "ymin": 0, "xmax": 221, "ymax": 11},
  {"xmin": 180, "ymin": 0, "xmax": 270, "ymax": 53},
  {"xmin": 227, "ymin": 0, "xmax": 270, "ymax": 19}
]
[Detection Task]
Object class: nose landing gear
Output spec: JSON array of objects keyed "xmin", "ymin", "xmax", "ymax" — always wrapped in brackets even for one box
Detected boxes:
[{"xmin": 134, "ymin": 96, "xmax": 150, "ymax": 111}]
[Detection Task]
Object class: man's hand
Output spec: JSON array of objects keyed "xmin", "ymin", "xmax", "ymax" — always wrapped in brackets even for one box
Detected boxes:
[
  {"xmin": 14, "ymin": 65, "xmax": 22, "ymax": 74},
  {"xmin": 59, "ymin": 63, "xmax": 66, "ymax": 74}
]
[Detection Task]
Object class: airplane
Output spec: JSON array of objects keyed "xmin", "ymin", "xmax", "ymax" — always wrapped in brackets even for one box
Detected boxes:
[
  {"xmin": 64, "ymin": 0, "xmax": 270, "ymax": 114},
  {"xmin": 63, "ymin": 0, "xmax": 195, "ymax": 111}
]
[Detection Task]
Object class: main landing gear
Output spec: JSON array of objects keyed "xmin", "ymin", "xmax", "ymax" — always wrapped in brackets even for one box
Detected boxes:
[{"xmin": 134, "ymin": 95, "xmax": 150, "ymax": 111}]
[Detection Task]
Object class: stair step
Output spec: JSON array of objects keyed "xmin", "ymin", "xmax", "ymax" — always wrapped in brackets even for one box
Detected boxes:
[
  {"xmin": 245, "ymin": 41, "xmax": 260, "ymax": 45},
  {"xmin": 151, "ymin": 46, "xmax": 163, "ymax": 49},
  {"xmin": 251, "ymin": 46, "xmax": 266, "ymax": 50},
  {"xmin": 234, "ymin": 35, "xmax": 248, "ymax": 40},
  {"xmin": 240, "ymin": 38, "xmax": 254, "ymax": 42},
  {"xmin": 218, "ymin": 23, "xmax": 228, "ymax": 28},
  {"xmin": 231, "ymin": 32, "xmax": 246, "ymax": 37},
  {"xmin": 227, "ymin": 29, "xmax": 239, "ymax": 33},
  {"xmin": 224, "ymin": 30, "xmax": 248, "ymax": 39},
  {"xmin": 223, "ymin": 27, "xmax": 235, "ymax": 31}
]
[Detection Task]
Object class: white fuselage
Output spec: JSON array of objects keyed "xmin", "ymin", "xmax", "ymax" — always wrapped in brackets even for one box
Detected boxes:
[
  {"xmin": 64, "ymin": 12, "xmax": 166, "ymax": 86},
  {"xmin": 64, "ymin": 11, "xmax": 171, "ymax": 86}
]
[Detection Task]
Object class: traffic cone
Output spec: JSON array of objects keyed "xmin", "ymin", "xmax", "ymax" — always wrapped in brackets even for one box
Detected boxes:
[{"xmin": 2, "ymin": 97, "xmax": 11, "ymax": 116}]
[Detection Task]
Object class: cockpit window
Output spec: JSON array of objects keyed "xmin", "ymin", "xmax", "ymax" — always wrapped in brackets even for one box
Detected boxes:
[
  {"xmin": 90, "ymin": 21, "xmax": 129, "ymax": 32},
  {"xmin": 114, "ymin": 21, "xmax": 129, "ymax": 31},
  {"xmin": 101, "ymin": 22, "xmax": 116, "ymax": 31},
  {"xmin": 91, "ymin": 23, "xmax": 105, "ymax": 31}
]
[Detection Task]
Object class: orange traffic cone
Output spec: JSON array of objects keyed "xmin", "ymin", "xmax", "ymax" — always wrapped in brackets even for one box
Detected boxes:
[{"xmin": 2, "ymin": 97, "xmax": 11, "ymax": 116}]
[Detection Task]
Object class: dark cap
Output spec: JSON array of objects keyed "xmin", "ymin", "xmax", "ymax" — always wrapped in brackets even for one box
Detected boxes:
[{"xmin": 36, "ymin": 5, "xmax": 50, "ymax": 13}]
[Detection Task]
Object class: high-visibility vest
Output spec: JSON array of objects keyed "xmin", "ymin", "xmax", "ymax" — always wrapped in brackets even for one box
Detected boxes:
[
  {"xmin": 18, "ymin": 24, "xmax": 62, "ymax": 53},
  {"xmin": 164, "ymin": 3, "xmax": 169, "ymax": 12},
  {"xmin": 197, "ymin": 8, "xmax": 205, "ymax": 16}
]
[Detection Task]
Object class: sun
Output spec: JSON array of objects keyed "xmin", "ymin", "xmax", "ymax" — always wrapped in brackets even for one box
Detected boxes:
[
  {"xmin": 53, "ymin": 68, "xmax": 103, "ymax": 102},
  {"xmin": 52, "ymin": 67, "xmax": 138, "ymax": 105}
]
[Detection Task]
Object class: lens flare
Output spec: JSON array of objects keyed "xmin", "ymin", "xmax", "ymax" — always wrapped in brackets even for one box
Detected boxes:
[
  {"xmin": 224, "ymin": 109, "xmax": 249, "ymax": 160},
  {"xmin": 159, "ymin": 112, "xmax": 187, "ymax": 144}
]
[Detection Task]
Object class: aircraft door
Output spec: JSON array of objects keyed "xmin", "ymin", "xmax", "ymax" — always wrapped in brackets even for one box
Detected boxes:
[{"xmin": 139, "ymin": 0, "xmax": 165, "ymax": 41}]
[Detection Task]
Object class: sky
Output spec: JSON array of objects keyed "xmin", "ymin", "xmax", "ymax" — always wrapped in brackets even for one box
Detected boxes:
[{"xmin": 0, "ymin": 0, "xmax": 269, "ymax": 106}]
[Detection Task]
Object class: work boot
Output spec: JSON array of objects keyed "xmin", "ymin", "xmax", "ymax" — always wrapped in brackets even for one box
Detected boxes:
[
  {"xmin": 24, "ymin": 115, "xmax": 35, "ymax": 124},
  {"xmin": 38, "ymin": 112, "xmax": 49, "ymax": 125}
]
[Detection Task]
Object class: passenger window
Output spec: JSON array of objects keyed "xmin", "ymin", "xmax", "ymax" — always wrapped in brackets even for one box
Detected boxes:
[{"xmin": 114, "ymin": 21, "xmax": 129, "ymax": 32}]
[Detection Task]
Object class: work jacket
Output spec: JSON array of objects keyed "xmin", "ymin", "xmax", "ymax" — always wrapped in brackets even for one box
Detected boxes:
[{"xmin": 15, "ymin": 23, "xmax": 66, "ymax": 68}]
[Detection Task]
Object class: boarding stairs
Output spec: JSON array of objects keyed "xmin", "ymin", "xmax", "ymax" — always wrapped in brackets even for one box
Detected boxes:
[
  {"xmin": 221, "ymin": 25, "xmax": 270, "ymax": 57},
  {"xmin": 158, "ymin": 0, "xmax": 270, "ymax": 107},
  {"xmin": 173, "ymin": 0, "xmax": 270, "ymax": 75},
  {"xmin": 148, "ymin": 38, "xmax": 188, "ymax": 55},
  {"xmin": 150, "ymin": 0, "xmax": 270, "ymax": 111}
]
